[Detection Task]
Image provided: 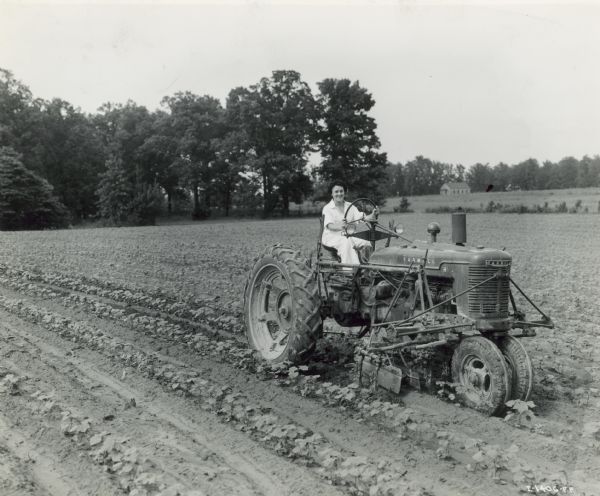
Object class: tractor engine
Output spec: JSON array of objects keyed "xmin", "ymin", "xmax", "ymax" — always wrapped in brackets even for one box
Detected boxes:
[
  {"xmin": 363, "ymin": 244, "xmax": 512, "ymax": 331},
  {"xmin": 356, "ymin": 271, "xmax": 457, "ymax": 324}
]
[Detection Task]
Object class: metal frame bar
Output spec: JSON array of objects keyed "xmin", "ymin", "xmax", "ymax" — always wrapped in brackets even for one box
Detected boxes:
[
  {"xmin": 367, "ymin": 323, "xmax": 469, "ymax": 352},
  {"xmin": 509, "ymin": 276, "xmax": 552, "ymax": 322},
  {"xmin": 318, "ymin": 260, "xmax": 412, "ymax": 273},
  {"xmin": 371, "ymin": 272, "xmax": 500, "ymax": 328},
  {"xmin": 513, "ymin": 320, "xmax": 554, "ymax": 329},
  {"xmin": 365, "ymin": 272, "xmax": 554, "ymax": 353},
  {"xmin": 379, "ymin": 262, "xmax": 414, "ymax": 324}
]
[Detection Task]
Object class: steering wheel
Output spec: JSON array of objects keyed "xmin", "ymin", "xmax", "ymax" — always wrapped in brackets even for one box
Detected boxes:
[
  {"xmin": 343, "ymin": 198, "xmax": 413, "ymax": 250},
  {"xmin": 344, "ymin": 198, "xmax": 377, "ymax": 225},
  {"xmin": 343, "ymin": 198, "xmax": 407, "ymax": 250},
  {"xmin": 343, "ymin": 198, "xmax": 379, "ymax": 249}
]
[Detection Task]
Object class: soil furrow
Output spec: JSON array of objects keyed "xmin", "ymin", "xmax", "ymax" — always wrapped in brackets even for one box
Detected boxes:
[
  {"xmin": 0, "ymin": 413, "xmax": 74, "ymax": 496},
  {"xmin": 0, "ymin": 256, "xmax": 598, "ymax": 495},
  {"xmin": 1, "ymin": 295, "xmax": 439, "ymax": 495},
  {"xmin": 0, "ymin": 270, "xmax": 592, "ymax": 480},
  {"xmin": 0, "ymin": 310, "xmax": 357, "ymax": 496},
  {"xmin": 0, "ymin": 282, "xmax": 584, "ymax": 492}
]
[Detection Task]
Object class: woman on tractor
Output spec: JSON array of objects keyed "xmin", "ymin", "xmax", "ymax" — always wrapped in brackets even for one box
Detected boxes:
[{"xmin": 321, "ymin": 182, "xmax": 379, "ymax": 265}]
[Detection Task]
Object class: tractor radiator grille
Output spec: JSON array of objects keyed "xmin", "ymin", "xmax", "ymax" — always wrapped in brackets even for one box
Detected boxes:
[{"xmin": 468, "ymin": 265, "xmax": 510, "ymax": 315}]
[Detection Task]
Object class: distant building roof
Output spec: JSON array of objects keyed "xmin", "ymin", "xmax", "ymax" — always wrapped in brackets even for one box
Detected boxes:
[{"xmin": 441, "ymin": 182, "xmax": 470, "ymax": 190}]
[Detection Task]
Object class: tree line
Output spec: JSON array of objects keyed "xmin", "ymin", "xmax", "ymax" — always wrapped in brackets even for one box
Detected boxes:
[
  {"xmin": 1, "ymin": 67, "xmax": 599, "ymax": 230},
  {"xmin": 0, "ymin": 68, "xmax": 387, "ymax": 228},
  {"xmin": 385, "ymin": 155, "xmax": 600, "ymax": 196}
]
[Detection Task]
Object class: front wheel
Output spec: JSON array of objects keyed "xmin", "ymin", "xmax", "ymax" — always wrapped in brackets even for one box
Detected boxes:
[
  {"xmin": 451, "ymin": 336, "xmax": 512, "ymax": 416},
  {"xmin": 497, "ymin": 335, "xmax": 534, "ymax": 401},
  {"xmin": 244, "ymin": 245, "xmax": 322, "ymax": 364}
]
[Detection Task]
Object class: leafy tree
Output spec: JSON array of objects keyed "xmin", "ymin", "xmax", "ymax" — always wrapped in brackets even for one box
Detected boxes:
[
  {"xmin": 96, "ymin": 156, "xmax": 132, "ymax": 224},
  {"xmin": 33, "ymin": 98, "xmax": 106, "ymax": 220},
  {"xmin": 403, "ymin": 156, "xmax": 432, "ymax": 195},
  {"xmin": 127, "ymin": 183, "xmax": 164, "ymax": 225},
  {"xmin": 211, "ymin": 129, "xmax": 248, "ymax": 216},
  {"xmin": 96, "ymin": 154, "xmax": 164, "ymax": 226},
  {"xmin": 2, "ymin": 71, "xmax": 106, "ymax": 220},
  {"xmin": 135, "ymin": 111, "xmax": 180, "ymax": 215},
  {"xmin": 0, "ymin": 68, "xmax": 54, "ymax": 177},
  {"xmin": 437, "ymin": 162, "xmax": 462, "ymax": 190},
  {"xmin": 0, "ymin": 69, "xmax": 35, "ymax": 150},
  {"xmin": 161, "ymin": 92, "xmax": 225, "ymax": 218},
  {"xmin": 385, "ymin": 162, "xmax": 404, "ymax": 197},
  {"xmin": 0, "ymin": 69, "xmax": 33, "ymax": 132},
  {"xmin": 454, "ymin": 164, "xmax": 466, "ymax": 183},
  {"xmin": 94, "ymin": 102, "xmax": 168, "ymax": 225},
  {"xmin": 511, "ymin": 158, "xmax": 539, "ymax": 190},
  {"xmin": 536, "ymin": 160, "xmax": 557, "ymax": 190},
  {"xmin": 227, "ymin": 71, "xmax": 318, "ymax": 216},
  {"xmin": 402, "ymin": 156, "xmax": 448, "ymax": 195},
  {"xmin": 556, "ymin": 157, "xmax": 579, "ymax": 189},
  {"xmin": 93, "ymin": 101, "xmax": 154, "ymax": 184},
  {"xmin": 466, "ymin": 163, "xmax": 494, "ymax": 192},
  {"xmin": 0, "ymin": 147, "xmax": 69, "ymax": 230},
  {"xmin": 587, "ymin": 155, "xmax": 600, "ymax": 187},
  {"xmin": 576, "ymin": 155, "xmax": 600, "ymax": 188},
  {"xmin": 316, "ymin": 78, "xmax": 387, "ymax": 203},
  {"xmin": 492, "ymin": 162, "xmax": 511, "ymax": 191},
  {"xmin": 232, "ymin": 173, "xmax": 263, "ymax": 216}
]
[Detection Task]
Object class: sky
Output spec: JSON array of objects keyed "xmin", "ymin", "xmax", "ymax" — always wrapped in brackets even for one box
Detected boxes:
[{"xmin": 1, "ymin": 1, "xmax": 599, "ymax": 167}]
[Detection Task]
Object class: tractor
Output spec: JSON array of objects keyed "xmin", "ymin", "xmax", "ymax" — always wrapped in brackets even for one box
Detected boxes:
[{"xmin": 243, "ymin": 199, "xmax": 553, "ymax": 415}]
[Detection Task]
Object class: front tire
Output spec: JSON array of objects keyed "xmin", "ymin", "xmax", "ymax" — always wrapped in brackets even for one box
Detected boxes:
[
  {"xmin": 497, "ymin": 335, "xmax": 534, "ymax": 401},
  {"xmin": 244, "ymin": 245, "xmax": 322, "ymax": 364},
  {"xmin": 451, "ymin": 336, "xmax": 512, "ymax": 416}
]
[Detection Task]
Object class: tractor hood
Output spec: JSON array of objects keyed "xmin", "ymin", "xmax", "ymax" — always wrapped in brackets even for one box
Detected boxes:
[{"xmin": 368, "ymin": 241, "xmax": 512, "ymax": 270}]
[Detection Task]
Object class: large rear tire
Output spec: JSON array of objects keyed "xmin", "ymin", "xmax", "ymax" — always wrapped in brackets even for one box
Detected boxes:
[
  {"xmin": 244, "ymin": 245, "xmax": 322, "ymax": 364},
  {"xmin": 451, "ymin": 336, "xmax": 512, "ymax": 416},
  {"xmin": 497, "ymin": 335, "xmax": 534, "ymax": 401}
]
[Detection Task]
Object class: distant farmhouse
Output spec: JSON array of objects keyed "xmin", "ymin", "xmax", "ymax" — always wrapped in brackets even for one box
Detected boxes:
[{"xmin": 440, "ymin": 182, "xmax": 471, "ymax": 195}]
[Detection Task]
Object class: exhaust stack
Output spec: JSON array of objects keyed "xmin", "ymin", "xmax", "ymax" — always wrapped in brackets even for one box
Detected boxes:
[{"xmin": 451, "ymin": 211, "xmax": 467, "ymax": 245}]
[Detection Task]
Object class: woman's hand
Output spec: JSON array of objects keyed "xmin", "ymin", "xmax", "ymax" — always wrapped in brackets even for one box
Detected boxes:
[{"xmin": 364, "ymin": 206, "xmax": 379, "ymax": 222}]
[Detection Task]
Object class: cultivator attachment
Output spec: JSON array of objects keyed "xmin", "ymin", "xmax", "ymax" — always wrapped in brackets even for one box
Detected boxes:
[
  {"xmin": 350, "ymin": 266, "xmax": 553, "ymax": 414},
  {"xmin": 356, "ymin": 353, "xmax": 403, "ymax": 394}
]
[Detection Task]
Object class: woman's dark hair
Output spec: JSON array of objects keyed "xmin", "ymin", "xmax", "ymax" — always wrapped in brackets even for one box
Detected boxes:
[{"xmin": 330, "ymin": 181, "xmax": 346, "ymax": 194}]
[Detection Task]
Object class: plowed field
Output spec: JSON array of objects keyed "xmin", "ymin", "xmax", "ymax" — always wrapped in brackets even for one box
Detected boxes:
[{"xmin": 0, "ymin": 213, "xmax": 598, "ymax": 496}]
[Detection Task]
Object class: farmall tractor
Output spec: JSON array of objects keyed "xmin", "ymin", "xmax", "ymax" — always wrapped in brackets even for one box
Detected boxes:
[{"xmin": 244, "ymin": 200, "xmax": 553, "ymax": 415}]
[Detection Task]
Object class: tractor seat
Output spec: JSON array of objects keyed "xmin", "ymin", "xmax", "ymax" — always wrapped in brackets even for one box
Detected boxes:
[
  {"xmin": 318, "ymin": 216, "xmax": 371, "ymax": 264},
  {"xmin": 320, "ymin": 244, "xmax": 341, "ymax": 262},
  {"xmin": 320, "ymin": 244, "xmax": 372, "ymax": 264}
]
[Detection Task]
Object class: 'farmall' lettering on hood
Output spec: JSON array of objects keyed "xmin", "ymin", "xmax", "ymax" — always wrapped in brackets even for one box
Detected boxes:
[{"xmin": 402, "ymin": 256, "xmax": 436, "ymax": 266}]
